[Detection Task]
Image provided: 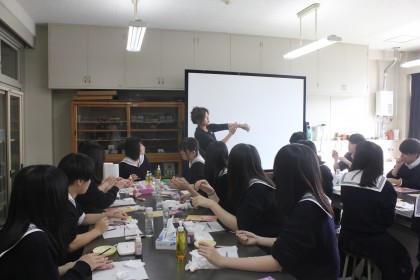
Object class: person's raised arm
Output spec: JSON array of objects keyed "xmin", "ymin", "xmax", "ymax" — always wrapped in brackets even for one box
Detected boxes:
[
  {"xmin": 68, "ymin": 218, "xmax": 108, "ymax": 252},
  {"xmin": 236, "ymin": 230, "xmax": 276, "ymax": 248},
  {"xmin": 195, "ymin": 179, "xmax": 220, "ymax": 203},
  {"xmin": 192, "ymin": 195, "xmax": 238, "ymax": 231}
]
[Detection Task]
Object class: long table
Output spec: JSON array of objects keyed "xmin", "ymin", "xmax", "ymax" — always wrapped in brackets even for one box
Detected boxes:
[{"xmin": 83, "ymin": 192, "xmax": 295, "ymax": 280}]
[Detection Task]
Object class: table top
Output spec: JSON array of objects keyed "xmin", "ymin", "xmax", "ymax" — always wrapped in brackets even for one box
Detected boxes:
[{"xmin": 83, "ymin": 192, "xmax": 296, "ymax": 280}]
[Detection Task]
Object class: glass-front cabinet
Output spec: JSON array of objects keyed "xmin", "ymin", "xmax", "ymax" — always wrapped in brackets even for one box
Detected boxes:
[
  {"xmin": 72, "ymin": 101, "xmax": 184, "ymax": 177},
  {"xmin": 0, "ymin": 90, "xmax": 23, "ymax": 222}
]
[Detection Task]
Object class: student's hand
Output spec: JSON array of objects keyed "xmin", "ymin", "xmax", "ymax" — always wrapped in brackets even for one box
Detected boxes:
[
  {"xmin": 194, "ymin": 180, "xmax": 214, "ymax": 195},
  {"xmin": 331, "ymin": 150, "xmax": 339, "ymax": 161},
  {"xmin": 197, "ymin": 242, "xmax": 224, "ymax": 267},
  {"xmin": 94, "ymin": 260, "xmax": 114, "ymax": 270},
  {"xmin": 236, "ymin": 230, "xmax": 259, "ymax": 246},
  {"xmin": 395, "ymin": 156, "xmax": 404, "ymax": 166},
  {"xmin": 115, "ymin": 178, "xmax": 133, "ymax": 189},
  {"xmin": 192, "ymin": 195, "xmax": 214, "ymax": 209},
  {"xmin": 130, "ymin": 174, "xmax": 139, "ymax": 181},
  {"xmin": 94, "ymin": 217, "xmax": 109, "ymax": 234},
  {"xmin": 180, "ymin": 193, "xmax": 192, "ymax": 203},
  {"xmin": 168, "ymin": 177, "xmax": 189, "ymax": 190},
  {"xmin": 99, "ymin": 176, "xmax": 117, "ymax": 192},
  {"xmin": 107, "ymin": 209, "xmax": 128, "ymax": 220},
  {"xmin": 78, "ymin": 253, "xmax": 112, "ymax": 271},
  {"xmin": 338, "ymin": 157, "xmax": 351, "ymax": 167}
]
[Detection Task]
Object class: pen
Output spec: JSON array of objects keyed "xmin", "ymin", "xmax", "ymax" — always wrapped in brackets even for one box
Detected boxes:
[
  {"xmin": 107, "ymin": 228, "xmax": 117, "ymax": 232},
  {"xmin": 99, "ymin": 247, "xmax": 112, "ymax": 255},
  {"xmin": 206, "ymin": 222, "xmax": 211, "ymax": 230}
]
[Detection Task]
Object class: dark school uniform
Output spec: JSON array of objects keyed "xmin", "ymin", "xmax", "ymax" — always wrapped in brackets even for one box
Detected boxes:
[
  {"xmin": 186, "ymin": 154, "xmax": 205, "ymax": 184},
  {"xmin": 0, "ymin": 226, "xmax": 91, "ymax": 280},
  {"xmin": 271, "ymin": 193, "xmax": 339, "ymax": 280},
  {"xmin": 386, "ymin": 162, "xmax": 420, "ymax": 190},
  {"xmin": 211, "ymin": 169, "xmax": 228, "ymax": 208},
  {"xmin": 320, "ymin": 161, "xmax": 333, "ymax": 199},
  {"xmin": 76, "ymin": 180, "xmax": 119, "ymax": 214},
  {"xmin": 194, "ymin": 123, "xmax": 229, "ymax": 156},
  {"xmin": 338, "ymin": 152, "xmax": 353, "ymax": 171},
  {"xmin": 119, "ymin": 155, "xmax": 149, "ymax": 180},
  {"xmin": 338, "ymin": 170, "xmax": 413, "ymax": 280},
  {"xmin": 66, "ymin": 194, "xmax": 86, "ymax": 262}
]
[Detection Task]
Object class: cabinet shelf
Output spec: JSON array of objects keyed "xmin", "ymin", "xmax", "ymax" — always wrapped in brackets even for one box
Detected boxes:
[{"xmin": 72, "ymin": 101, "xmax": 185, "ymax": 176}]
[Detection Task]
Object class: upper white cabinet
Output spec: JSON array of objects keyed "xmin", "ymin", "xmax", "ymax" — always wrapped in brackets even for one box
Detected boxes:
[
  {"xmin": 125, "ymin": 29, "xmax": 162, "ymax": 88},
  {"xmin": 231, "ymin": 35, "xmax": 261, "ymax": 73},
  {"xmin": 317, "ymin": 44, "xmax": 368, "ymax": 95},
  {"xmin": 194, "ymin": 32, "xmax": 230, "ymax": 71},
  {"xmin": 289, "ymin": 39, "xmax": 318, "ymax": 94},
  {"xmin": 261, "ymin": 37, "xmax": 291, "ymax": 75},
  {"xmin": 48, "ymin": 24, "xmax": 125, "ymax": 89},
  {"xmin": 161, "ymin": 30, "xmax": 195, "ymax": 89}
]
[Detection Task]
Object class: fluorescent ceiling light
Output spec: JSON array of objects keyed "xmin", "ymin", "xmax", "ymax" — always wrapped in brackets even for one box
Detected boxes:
[
  {"xmin": 283, "ymin": 35, "xmax": 342, "ymax": 59},
  {"xmin": 385, "ymin": 35, "xmax": 420, "ymax": 43},
  {"xmin": 127, "ymin": 20, "xmax": 147, "ymax": 52},
  {"xmin": 400, "ymin": 59, "xmax": 420, "ymax": 68}
]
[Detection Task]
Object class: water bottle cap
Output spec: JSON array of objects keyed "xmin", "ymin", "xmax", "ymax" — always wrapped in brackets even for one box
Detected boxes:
[{"xmin": 145, "ymin": 207, "xmax": 153, "ymax": 214}]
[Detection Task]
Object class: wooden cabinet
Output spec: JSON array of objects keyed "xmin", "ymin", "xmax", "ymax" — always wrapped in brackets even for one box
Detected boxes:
[
  {"xmin": 194, "ymin": 32, "xmax": 231, "ymax": 71},
  {"xmin": 317, "ymin": 44, "xmax": 368, "ymax": 95},
  {"xmin": 231, "ymin": 35, "xmax": 261, "ymax": 73},
  {"xmin": 261, "ymin": 37, "xmax": 291, "ymax": 75},
  {"xmin": 72, "ymin": 101, "xmax": 184, "ymax": 177},
  {"xmin": 48, "ymin": 24, "xmax": 125, "ymax": 89}
]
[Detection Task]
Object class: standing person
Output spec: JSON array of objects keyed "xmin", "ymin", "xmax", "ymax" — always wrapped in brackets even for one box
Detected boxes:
[
  {"xmin": 192, "ymin": 144, "xmax": 283, "ymax": 252},
  {"xmin": 77, "ymin": 142, "xmax": 132, "ymax": 214},
  {"xmin": 191, "ymin": 106, "xmax": 250, "ymax": 157},
  {"xmin": 332, "ymin": 133, "xmax": 366, "ymax": 171},
  {"xmin": 298, "ymin": 140, "xmax": 333, "ymax": 199},
  {"xmin": 196, "ymin": 144, "xmax": 339, "ymax": 280},
  {"xmin": 119, "ymin": 137, "xmax": 150, "ymax": 181},
  {"xmin": 0, "ymin": 165, "xmax": 112, "ymax": 280},
  {"xmin": 58, "ymin": 153, "xmax": 127, "ymax": 262},
  {"xmin": 386, "ymin": 138, "xmax": 420, "ymax": 189},
  {"xmin": 339, "ymin": 141, "xmax": 412, "ymax": 279}
]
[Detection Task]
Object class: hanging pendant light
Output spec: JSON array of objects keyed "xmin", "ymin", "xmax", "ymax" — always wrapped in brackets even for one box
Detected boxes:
[{"xmin": 127, "ymin": 0, "xmax": 147, "ymax": 52}]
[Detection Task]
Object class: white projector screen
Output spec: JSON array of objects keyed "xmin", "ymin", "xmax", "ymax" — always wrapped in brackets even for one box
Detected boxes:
[{"xmin": 186, "ymin": 70, "xmax": 306, "ymax": 170}]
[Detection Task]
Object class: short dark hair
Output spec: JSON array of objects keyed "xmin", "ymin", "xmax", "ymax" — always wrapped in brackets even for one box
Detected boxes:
[
  {"xmin": 125, "ymin": 137, "xmax": 142, "ymax": 160},
  {"xmin": 289, "ymin": 131, "xmax": 307, "ymax": 143},
  {"xmin": 348, "ymin": 133, "xmax": 366, "ymax": 144},
  {"xmin": 78, "ymin": 141, "xmax": 105, "ymax": 184},
  {"xmin": 297, "ymin": 140, "xmax": 317, "ymax": 154},
  {"xmin": 58, "ymin": 153, "xmax": 95, "ymax": 184},
  {"xmin": 399, "ymin": 138, "xmax": 420, "ymax": 154},
  {"xmin": 351, "ymin": 141, "xmax": 384, "ymax": 187},
  {"xmin": 180, "ymin": 137, "xmax": 200, "ymax": 153},
  {"xmin": 190, "ymin": 107, "xmax": 208, "ymax": 125}
]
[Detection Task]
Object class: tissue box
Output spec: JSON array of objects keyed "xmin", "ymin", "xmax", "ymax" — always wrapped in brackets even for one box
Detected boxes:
[
  {"xmin": 155, "ymin": 228, "xmax": 176, "ymax": 250},
  {"xmin": 137, "ymin": 183, "xmax": 154, "ymax": 194}
]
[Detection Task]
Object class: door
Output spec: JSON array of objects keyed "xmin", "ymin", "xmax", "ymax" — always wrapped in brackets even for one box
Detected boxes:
[
  {"xmin": 8, "ymin": 92, "xmax": 23, "ymax": 186},
  {"xmin": 0, "ymin": 91, "xmax": 6, "ymax": 221}
]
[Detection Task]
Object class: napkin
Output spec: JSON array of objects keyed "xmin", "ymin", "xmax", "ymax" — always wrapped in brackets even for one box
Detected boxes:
[
  {"xmin": 165, "ymin": 216, "xmax": 176, "ymax": 240},
  {"xmin": 185, "ymin": 246, "xmax": 238, "ymax": 272}
]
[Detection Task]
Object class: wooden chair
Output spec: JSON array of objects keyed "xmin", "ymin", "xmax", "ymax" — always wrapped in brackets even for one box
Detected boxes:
[{"xmin": 341, "ymin": 251, "xmax": 381, "ymax": 280}]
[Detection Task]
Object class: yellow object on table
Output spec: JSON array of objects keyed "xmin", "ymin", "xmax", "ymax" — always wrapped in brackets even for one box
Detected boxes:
[{"xmin": 93, "ymin": 245, "xmax": 116, "ymax": 256}]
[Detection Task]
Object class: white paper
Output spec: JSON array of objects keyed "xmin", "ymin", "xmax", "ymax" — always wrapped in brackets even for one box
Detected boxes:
[
  {"xmin": 110, "ymin": 198, "xmax": 136, "ymax": 207},
  {"xmin": 92, "ymin": 260, "xmax": 148, "ymax": 280},
  {"xmin": 102, "ymin": 225, "xmax": 143, "ymax": 239},
  {"xmin": 202, "ymin": 222, "xmax": 225, "ymax": 232},
  {"xmin": 186, "ymin": 246, "xmax": 238, "ymax": 272},
  {"xmin": 103, "ymin": 162, "xmax": 119, "ymax": 179}
]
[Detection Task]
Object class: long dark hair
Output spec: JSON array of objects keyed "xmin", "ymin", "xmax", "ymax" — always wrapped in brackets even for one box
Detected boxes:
[
  {"xmin": 205, "ymin": 141, "xmax": 228, "ymax": 185},
  {"xmin": 228, "ymin": 144, "xmax": 274, "ymax": 211},
  {"xmin": 273, "ymin": 144, "xmax": 333, "ymax": 216},
  {"xmin": 0, "ymin": 165, "xmax": 69, "ymax": 262},
  {"xmin": 350, "ymin": 141, "xmax": 384, "ymax": 187},
  {"xmin": 78, "ymin": 141, "xmax": 105, "ymax": 184}
]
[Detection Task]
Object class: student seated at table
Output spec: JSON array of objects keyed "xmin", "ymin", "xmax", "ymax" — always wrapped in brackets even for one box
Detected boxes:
[
  {"xmin": 177, "ymin": 141, "xmax": 229, "ymax": 205},
  {"xmin": 386, "ymin": 138, "xmax": 420, "ymax": 189},
  {"xmin": 119, "ymin": 137, "xmax": 150, "ymax": 181},
  {"xmin": 289, "ymin": 131, "xmax": 307, "ymax": 143},
  {"xmin": 298, "ymin": 140, "xmax": 333, "ymax": 199},
  {"xmin": 338, "ymin": 141, "xmax": 412, "ymax": 280},
  {"xmin": 0, "ymin": 165, "xmax": 114, "ymax": 280},
  {"xmin": 332, "ymin": 133, "xmax": 366, "ymax": 171},
  {"xmin": 192, "ymin": 144, "xmax": 284, "ymax": 251},
  {"xmin": 77, "ymin": 142, "xmax": 132, "ymax": 213},
  {"xmin": 196, "ymin": 144, "xmax": 339, "ymax": 280},
  {"xmin": 59, "ymin": 153, "xmax": 128, "ymax": 262},
  {"xmin": 169, "ymin": 137, "xmax": 205, "ymax": 189}
]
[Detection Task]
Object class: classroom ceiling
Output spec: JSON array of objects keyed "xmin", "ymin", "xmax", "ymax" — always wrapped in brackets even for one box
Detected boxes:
[{"xmin": 14, "ymin": 0, "xmax": 420, "ymax": 52}]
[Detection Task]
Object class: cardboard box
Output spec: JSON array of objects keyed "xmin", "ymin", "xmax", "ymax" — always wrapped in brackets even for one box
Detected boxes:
[{"xmin": 155, "ymin": 228, "xmax": 176, "ymax": 250}]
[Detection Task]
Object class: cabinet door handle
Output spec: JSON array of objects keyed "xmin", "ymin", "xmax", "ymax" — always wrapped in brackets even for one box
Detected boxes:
[
  {"xmin": 88, "ymin": 76, "xmax": 91, "ymax": 83},
  {"xmin": 162, "ymin": 77, "xmax": 164, "ymax": 85},
  {"xmin": 84, "ymin": 76, "xmax": 87, "ymax": 83}
]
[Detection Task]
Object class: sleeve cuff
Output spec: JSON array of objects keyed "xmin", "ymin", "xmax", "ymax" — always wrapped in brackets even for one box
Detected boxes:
[{"xmin": 73, "ymin": 260, "xmax": 91, "ymax": 277}]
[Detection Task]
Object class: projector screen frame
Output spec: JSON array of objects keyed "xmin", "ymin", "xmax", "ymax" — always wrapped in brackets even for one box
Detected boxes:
[{"xmin": 185, "ymin": 69, "xmax": 307, "ymax": 170}]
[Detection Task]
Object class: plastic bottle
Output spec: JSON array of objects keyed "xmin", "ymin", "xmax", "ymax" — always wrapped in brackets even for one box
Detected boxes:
[
  {"xmin": 186, "ymin": 230, "xmax": 194, "ymax": 246},
  {"xmin": 135, "ymin": 235, "xmax": 142, "ymax": 259},
  {"xmin": 306, "ymin": 123, "xmax": 312, "ymax": 140},
  {"xmin": 146, "ymin": 171, "xmax": 151, "ymax": 184},
  {"xmin": 156, "ymin": 165, "xmax": 161, "ymax": 183},
  {"xmin": 155, "ymin": 186, "xmax": 163, "ymax": 210},
  {"xmin": 334, "ymin": 169, "xmax": 342, "ymax": 186},
  {"xmin": 145, "ymin": 207, "xmax": 154, "ymax": 237},
  {"xmin": 176, "ymin": 221, "xmax": 186, "ymax": 259},
  {"xmin": 162, "ymin": 201, "xmax": 169, "ymax": 227}
]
